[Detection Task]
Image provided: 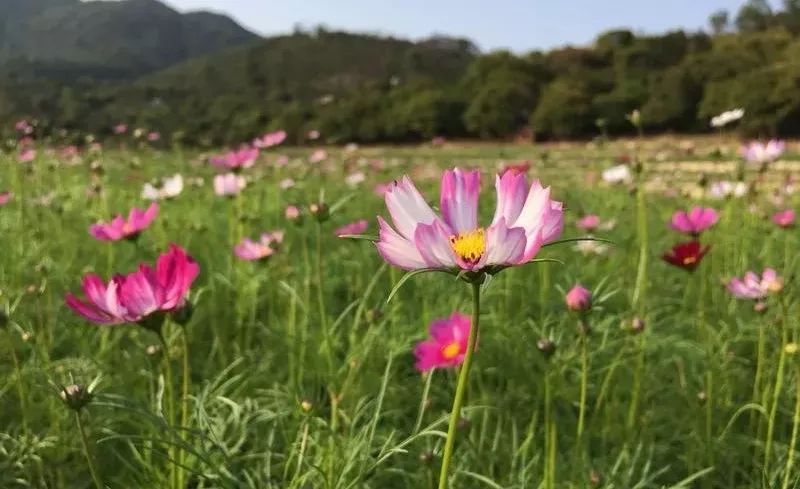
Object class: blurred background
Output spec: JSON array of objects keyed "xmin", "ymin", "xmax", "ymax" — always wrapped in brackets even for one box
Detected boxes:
[{"xmin": 1, "ymin": 0, "xmax": 797, "ymax": 146}]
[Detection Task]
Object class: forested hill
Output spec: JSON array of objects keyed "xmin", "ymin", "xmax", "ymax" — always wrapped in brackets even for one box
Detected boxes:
[
  {"xmin": 2, "ymin": 0, "xmax": 800, "ymax": 145},
  {"xmin": 0, "ymin": 0, "xmax": 257, "ymax": 79}
]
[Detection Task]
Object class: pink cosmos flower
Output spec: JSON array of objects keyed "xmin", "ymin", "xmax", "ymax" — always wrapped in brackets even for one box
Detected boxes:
[
  {"xmin": 113, "ymin": 124, "xmax": 128, "ymax": 135},
  {"xmin": 89, "ymin": 203, "xmax": 158, "ymax": 241},
  {"xmin": 18, "ymin": 148, "xmax": 36, "ymax": 163},
  {"xmin": 345, "ymin": 171, "xmax": 366, "ymax": 187},
  {"xmin": 670, "ymin": 207, "xmax": 719, "ymax": 236},
  {"xmin": 210, "ymin": 146, "xmax": 259, "ymax": 170},
  {"xmin": 275, "ymin": 155, "xmax": 290, "ymax": 167},
  {"xmin": 565, "ymin": 284, "xmax": 592, "ymax": 311},
  {"xmin": 279, "ymin": 178, "xmax": 295, "ymax": 189},
  {"xmin": 0, "ymin": 191, "xmax": 12, "ymax": 206},
  {"xmin": 234, "ymin": 231, "xmax": 284, "ymax": 261},
  {"xmin": 413, "ymin": 312, "xmax": 471, "ymax": 372},
  {"xmin": 576, "ymin": 215, "xmax": 600, "ymax": 232},
  {"xmin": 742, "ymin": 140, "xmax": 786, "ymax": 164},
  {"xmin": 374, "ymin": 182, "xmax": 392, "ymax": 197},
  {"xmin": 213, "ymin": 173, "xmax": 246, "ymax": 196},
  {"xmin": 375, "ymin": 168, "xmax": 563, "ymax": 273},
  {"xmin": 309, "ymin": 149, "xmax": 327, "ymax": 163},
  {"xmin": 65, "ymin": 244, "xmax": 199, "ymax": 325},
  {"xmin": 15, "ymin": 120, "xmax": 33, "ymax": 134},
  {"xmin": 285, "ymin": 205, "xmax": 301, "ymax": 221},
  {"xmin": 253, "ymin": 130, "xmax": 287, "ymax": 148},
  {"xmin": 772, "ymin": 209, "xmax": 795, "ymax": 228},
  {"xmin": 307, "ymin": 130, "xmax": 320, "ymax": 140},
  {"xmin": 727, "ymin": 268, "xmax": 783, "ymax": 300},
  {"xmin": 147, "ymin": 132, "xmax": 161, "ymax": 142},
  {"xmin": 335, "ymin": 219, "xmax": 368, "ymax": 237}
]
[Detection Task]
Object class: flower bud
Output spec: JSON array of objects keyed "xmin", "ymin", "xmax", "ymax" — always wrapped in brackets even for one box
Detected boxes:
[
  {"xmin": 537, "ymin": 338, "xmax": 556, "ymax": 357},
  {"xmin": 697, "ymin": 390, "xmax": 707, "ymax": 404},
  {"xmin": 754, "ymin": 301, "xmax": 768, "ymax": 313},
  {"xmin": 171, "ymin": 301, "xmax": 194, "ymax": 326},
  {"xmin": 285, "ymin": 205, "xmax": 302, "ymax": 223},
  {"xmin": 630, "ymin": 317, "xmax": 645, "ymax": 334},
  {"xmin": 565, "ymin": 284, "xmax": 592, "ymax": 312},
  {"xmin": 419, "ymin": 451, "xmax": 434, "ymax": 464},
  {"xmin": 589, "ymin": 470, "xmax": 602, "ymax": 487},
  {"xmin": 60, "ymin": 384, "xmax": 93, "ymax": 411},
  {"xmin": 300, "ymin": 399, "xmax": 313, "ymax": 413},
  {"xmin": 308, "ymin": 202, "xmax": 329, "ymax": 223}
]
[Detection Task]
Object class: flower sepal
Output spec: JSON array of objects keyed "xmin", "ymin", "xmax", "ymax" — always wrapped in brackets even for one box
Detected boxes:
[{"xmin": 137, "ymin": 312, "xmax": 167, "ymax": 335}]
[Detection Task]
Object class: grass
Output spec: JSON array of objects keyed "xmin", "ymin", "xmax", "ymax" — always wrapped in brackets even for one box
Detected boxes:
[{"xmin": 1, "ymin": 138, "xmax": 800, "ymax": 488}]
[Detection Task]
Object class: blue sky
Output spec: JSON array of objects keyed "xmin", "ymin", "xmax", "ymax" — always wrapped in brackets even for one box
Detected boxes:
[{"xmin": 164, "ymin": 0, "xmax": 774, "ymax": 52}]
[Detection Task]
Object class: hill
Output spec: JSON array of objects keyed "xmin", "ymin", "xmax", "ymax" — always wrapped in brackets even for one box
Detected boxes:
[{"xmin": 0, "ymin": 0, "xmax": 257, "ymax": 79}]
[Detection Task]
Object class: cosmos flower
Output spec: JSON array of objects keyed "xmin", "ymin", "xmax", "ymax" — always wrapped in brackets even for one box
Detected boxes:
[
  {"xmin": 576, "ymin": 215, "xmax": 601, "ymax": 232},
  {"xmin": 147, "ymin": 132, "xmax": 161, "ymax": 142},
  {"xmin": 375, "ymin": 168, "xmax": 563, "ymax": 273},
  {"xmin": 565, "ymin": 284, "xmax": 592, "ymax": 311},
  {"xmin": 374, "ymin": 182, "xmax": 392, "ymax": 197},
  {"xmin": 573, "ymin": 237, "xmax": 611, "ymax": 256},
  {"xmin": 113, "ymin": 124, "xmax": 128, "ymax": 135},
  {"xmin": 252, "ymin": 130, "xmax": 287, "ymax": 148},
  {"xmin": 742, "ymin": 140, "xmax": 786, "ymax": 165},
  {"xmin": 335, "ymin": 219, "xmax": 368, "ymax": 237},
  {"xmin": 772, "ymin": 209, "xmax": 795, "ymax": 228},
  {"xmin": 307, "ymin": 130, "xmax": 320, "ymax": 140},
  {"xmin": 670, "ymin": 207, "xmax": 719, "ymax": 236},
  {"xmin": 89, "ymin": 203, "xmax": 158, "ymax": 241},
  {"xmin": 213, "ymin": 173, "xmax": 246, "ymax": 196},
  {"xmin": 309, "ymin": 149, "xmax": 327, "ymax": 164},
  {"xmin": 710, "ymin": 108, "xmax": 744, "ymax": 128},
  {"xmin": 279, "ymin": 178, "xmax": 295, "ymax": 190},
  {"xmin": 142, "ymin": 174, "xmax": 183, "ymax": 201},
  {"xmin": 18, "ymin": 148, "xmax": 36, "ymax": 163},
  {"xmin": 662, "ymin": 241, "xmax": 710, "ymax": 271},
  {"xmin": 285, "ymin": 205, "xmax": 301, "ymax": 221},
  {"xmin": 413, "ymin": 312, "xmax": 471, "ymax": 372},
  {"xmin": 601, "ymin": 165, "xmax": 632, "ymax": 184},
  {"xmin": 65, "ymin": 244, "xmax": 199, "ymax": 326},
  {"xmin": 345, "ymin": 171, "xmax": 366, "ymax": 187},
  {"xmin": 708, "ymin": 180, "xmax": 748, "ymax": 200},
  {"xmin": 210, "ymin": 146, "xmax": 259, "ymax": 170},
  {"xmin": 0, "ymin": 191, "xmax": 12, "ymax": 206},
  {"xmin": 727, "ymin": 268, "xmax": 782, "ymax": 300}
]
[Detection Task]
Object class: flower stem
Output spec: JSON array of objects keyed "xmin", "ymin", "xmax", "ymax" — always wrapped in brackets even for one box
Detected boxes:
[
  {"xmin": 75, "ymin": 411, "xmax": 104, "ymax": 489},
  {"xmin": 781, "ymin": 363, "xmax": 800, "ymax": 489},
  {"xmin": 158, "ymin": 332, "xmax": 177, "ymax": 489},
  {"xmin": 177, "ymin": 327, "xmax": 191, "ymax": 489},
  {"xmin": 6, "ymin": 331, "xmax": 28, "ymax": 434},
  {"xmin": 765, "ymin": 300, "xmax": 789, "ymax": 473},
  {"xmin": 437, "ymin": 282, "xmax": 481, "ymax": 489},
  {"xmin": 414, "ymin": 370, "xmax": 434, "ymax": 434},
  {"xmin": 577, "ymin": 332, "xmax": 588, "ymax": 443}
]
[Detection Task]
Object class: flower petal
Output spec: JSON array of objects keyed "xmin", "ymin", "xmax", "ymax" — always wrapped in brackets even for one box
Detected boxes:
[
  {"xmin": 384, "ymin": 176, "xmax": 439, "ymax": 240},
  {"xmin": 414, "ymin": 221, "xmax": 457, "ymax": 269},
  {"xmin": 481, "ymin": 218, "xmax": 527, "ymax": 266},
  {"xmin": 375, "ymin": 216, "xmax": 428, "ymax": 270},
  {"xmin": 492, "ymin": 170, "xmax": 528, "ymax": 226},
  {"xmin": 440, "ymin": 168, "xmax": 480, "ymax": 234}
]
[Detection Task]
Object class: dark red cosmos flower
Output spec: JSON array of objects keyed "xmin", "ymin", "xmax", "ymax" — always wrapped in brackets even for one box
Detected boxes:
[{"xmin": 662, "ymin": 241, "xmax": 710, "ymax": 271}]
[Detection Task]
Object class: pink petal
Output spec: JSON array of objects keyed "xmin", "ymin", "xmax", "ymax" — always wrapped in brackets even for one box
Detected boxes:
[
  {"xmin": 384, "ymin": 176, "xmax": 439, "ymax": 240},
  {"xmin": 375, "ymin": 216, "xmax": 427, "ymax": 270},
  {"xmin": 414, "ymin": 221, "xmax": 457, "ymax": 269},
  {"xmin": 480, "ymin": 218, "xmax": 527, "ymax": 266},
  {"xmin": 440, "ymin": 168, "xmax": 480, "ymax": 234}
]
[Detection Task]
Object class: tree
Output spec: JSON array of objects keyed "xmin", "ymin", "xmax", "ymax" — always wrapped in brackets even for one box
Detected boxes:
[
  {"xmin": 709, "ymin": 10, "xmax": 730, "ymax": 34},
  {"xmin": 736, "ymin": 0, "xmax": 774, "ymax": 32}
]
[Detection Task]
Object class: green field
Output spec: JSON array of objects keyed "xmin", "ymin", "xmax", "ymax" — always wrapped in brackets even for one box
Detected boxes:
[{"xmin": 2, "ymin": 139, "xmax": 800, "ymax": 488}]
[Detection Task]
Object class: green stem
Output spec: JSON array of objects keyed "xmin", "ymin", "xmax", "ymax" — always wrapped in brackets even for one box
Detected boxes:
[
  {"xmin": 544, "ymin": 365, "xmax": 553, "ymax": 489},
  {"xmin": 437, "ymin": 282, "xmax": 481, "ymax": 489},
  {"xmin": 177, "ymin": 327, "xmax": 190, "ymax": 489},
  {"xmin": 158, "ymin": 333, "xmax": 177, "ymax": 489},
  {"xmin": 414, "ymin": 370, "xmax": 434, "ymax": 434},
  {"xmin": 765, "ymin": 301, "xmax": 789, "ymax": 473},
  {"xmin": 631, "ymin": 164, "xmax": 648, "ymax": 309},
  {"xmin": 751, "ymin": 322, "xmax": 766, "ymax": 435},
  {"xmin": 75, "ymin": 411, "xmax": 104, "ymax": 489},
  {"xmin": 315, "ymin": 222, "xmax": 332, "ymax": 374},
  {"xmin": 577, "ymin": 332, "xmax": 588, "ymax": 442},
  {"xmin": 782, "ymin": 363, "xmax": 800, "ymax": 489},
  {"xmin": 7, "ymin": 331, "xmax": 28, "ymax": 434}
]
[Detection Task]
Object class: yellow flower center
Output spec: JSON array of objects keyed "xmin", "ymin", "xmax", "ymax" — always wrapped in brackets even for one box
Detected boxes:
[
  {"xmin": 682, "ymin": 256, "xmax": 697, "ymax": 265},
  {"xmin": 441, "ymin": 342, "xmax": 461, "ymax": 360},
  {"xmin": 449, "ymin": 228, "xmax": 486, "ymax": 265}
]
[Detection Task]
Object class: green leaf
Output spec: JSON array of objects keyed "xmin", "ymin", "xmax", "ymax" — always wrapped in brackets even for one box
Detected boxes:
[
  {"xmin": 542, "ymin": 236, "xmax": 614, "ymax": 248},
  {"xmin": 338, "ymin": 234, "xmax": 379, "ymax": 242},
  {"xmin": 386, "ymin": 268, "xmax": 451, "ymax": 303}
]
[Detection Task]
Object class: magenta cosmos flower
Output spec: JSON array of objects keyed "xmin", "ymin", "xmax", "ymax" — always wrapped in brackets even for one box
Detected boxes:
[
  {"xmin": 18, "ymin": 148, "xmax": 36, "ymax": 163},
  {"xmin": 234, "ymin": 231, "xmax": 284, "ymax": 261},
  {"xmin": 742, "ymin": 140, "xmax": 786, "ymax": 164},
  {"xmin": 0, "ymin": 191, "xmax": 12, "ymax": 206},
  {"xmin": 90, "ymin": 203, "xmax": 158, "ymax": 241},
  {"xmin": 376, "ymin": 168, "xmax": 563, "ymax": 274},
  {"xmin": 335, "ymin": 219, "xmax": 368, "ymax": 237},
  {"xmin": 576, "ymin": 215, "xmax": 600, "ymax": 232},
  {"xmin": 413, "ymin": 312, "xmax": 471, "ymax": 372},
  {"xmin": 210, "ymin": 146, "xmax": 259, "ymax": 170},
  {"xmin": 727, "ymin": 268, "xmax": 783, "ymax": 300},
  {"xmin": 670, "ymin": 207, "xmax": 719, "ymax": 236},
  {"xmin": 772, "ymin": 209, "xmax": 795, "ymax": 228},
  {"xmin": 565, "ymin": 284, "xmax": 592, "ymax": 311},
  {"xmin": 253, "ymin": 130, "xmax": 287, "ymax": 148},
  {"xmin": 65, "ymin": 244, "xmax": 199, "ymax": 326},
  {"xmin": 213, "ymin": 173, "xmax": 246, "ymax": 196}
]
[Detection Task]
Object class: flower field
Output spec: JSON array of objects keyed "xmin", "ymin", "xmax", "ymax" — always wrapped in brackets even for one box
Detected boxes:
[{"xmin": 2, "ymin": 134, "xmax": 800, "ymax": 488}]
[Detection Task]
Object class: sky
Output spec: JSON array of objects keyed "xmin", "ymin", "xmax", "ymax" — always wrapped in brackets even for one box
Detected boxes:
[{"xmin": 163, "ymin": 0, "xmax": 774, "ymax": 52}]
